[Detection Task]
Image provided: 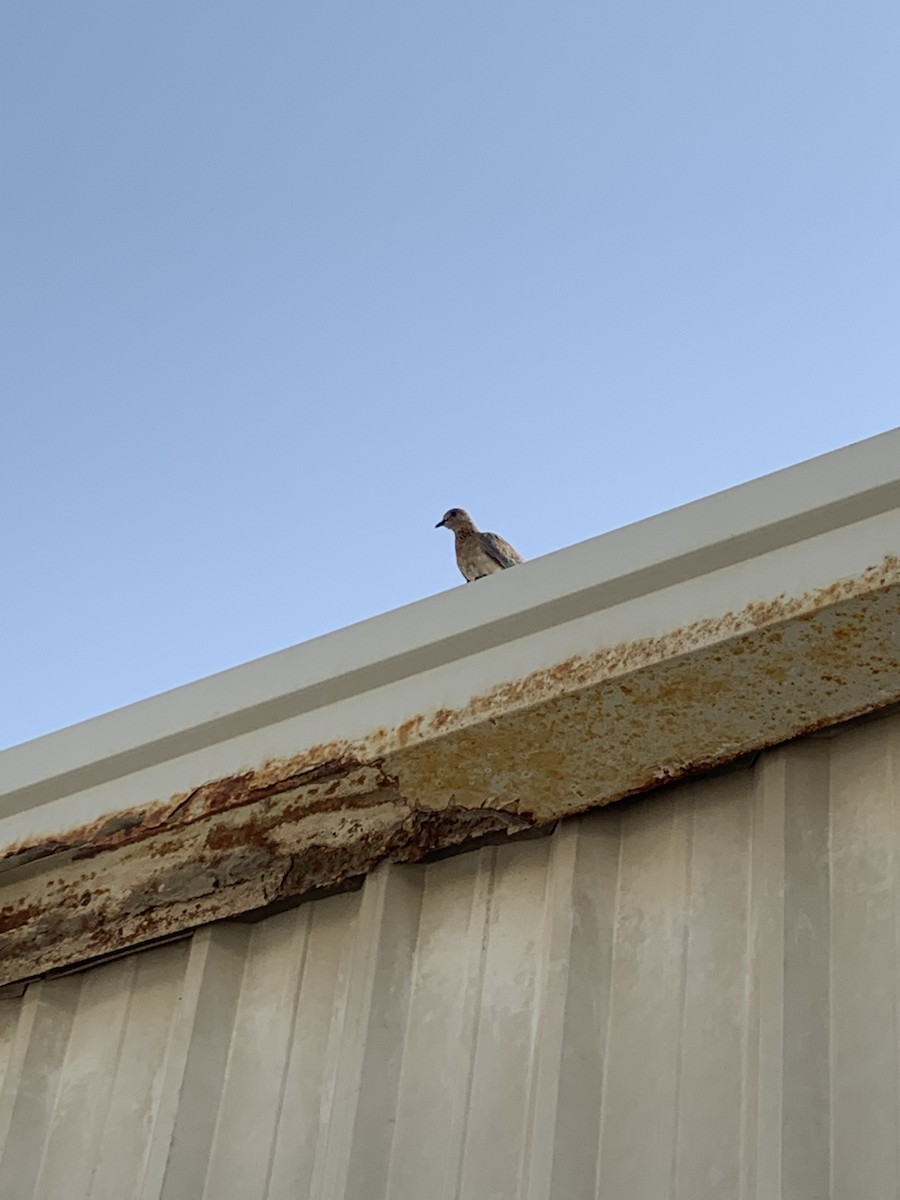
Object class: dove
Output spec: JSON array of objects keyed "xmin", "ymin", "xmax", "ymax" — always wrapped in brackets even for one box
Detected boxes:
[{"xmin": 435, "ymin": 508, "xmax": 523, "ymax": 581}]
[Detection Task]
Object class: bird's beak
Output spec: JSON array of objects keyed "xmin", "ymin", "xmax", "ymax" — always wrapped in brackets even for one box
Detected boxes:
[{"xmin": 435, "ymin": 518, "xmax": 445, "ymax": 528}]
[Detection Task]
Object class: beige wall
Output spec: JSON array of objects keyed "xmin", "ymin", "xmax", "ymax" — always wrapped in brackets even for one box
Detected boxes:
[{"xmin": 2, "ymin": 707, "xmax": 898, "ymax": 1199}]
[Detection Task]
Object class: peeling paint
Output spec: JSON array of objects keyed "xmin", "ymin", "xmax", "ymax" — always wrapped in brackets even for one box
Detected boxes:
[
  {"xmin": 0, "ymin": 796, "xmax": 532, "ymax": 986},
  {"xmin": 2, "ymin": 555, "xmax": 900, "ymax": 987}
]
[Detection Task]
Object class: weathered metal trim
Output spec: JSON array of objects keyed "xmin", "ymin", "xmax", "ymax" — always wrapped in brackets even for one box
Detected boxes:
[
  {"xmin": 1, "ymin": 554, "xmax": 900, "ymax": 985},
  {"xmin": 3, "ymin": 430, "xmax": 900, "ymax": 985}
]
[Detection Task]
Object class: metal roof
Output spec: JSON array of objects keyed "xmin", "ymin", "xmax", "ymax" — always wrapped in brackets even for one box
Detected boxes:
[{"xmin": 2, "ymin": 427, "xmax": 900, "ymax": 985}]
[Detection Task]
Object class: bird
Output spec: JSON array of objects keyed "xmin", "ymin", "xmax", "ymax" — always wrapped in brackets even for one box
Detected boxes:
[{"xmin": 435, "ymin": 508, "xmax": 524, "ymax": 581}]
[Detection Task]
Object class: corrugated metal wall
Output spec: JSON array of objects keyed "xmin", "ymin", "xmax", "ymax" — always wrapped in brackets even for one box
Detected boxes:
[{"xmin": 2, "ymin": 709, "xmax": 899, "ymax": 1200}]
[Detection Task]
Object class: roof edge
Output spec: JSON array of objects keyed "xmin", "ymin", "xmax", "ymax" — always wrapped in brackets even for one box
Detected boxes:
[
  {"xmin": 4, "ymin": 426, "xmax": 900, "ymax": 811},
  {"xmin": 2, "ymin": 430, "xmax": 900, "ymax": 984}
]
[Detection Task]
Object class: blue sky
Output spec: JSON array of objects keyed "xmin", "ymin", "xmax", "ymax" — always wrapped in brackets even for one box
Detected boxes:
[{"xmin": 2, "ymin": 0, "xmax": 898, "ymax": 749}]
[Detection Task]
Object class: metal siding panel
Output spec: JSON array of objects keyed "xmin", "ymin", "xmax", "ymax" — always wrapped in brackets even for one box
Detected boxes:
[
  {"xmin": 305, "ymin": 869, "xmax": 400, "ymax": 1200},
  {"xmin": 32, "ymin": 958, "xmax": 139, "ymax": 1200},
  {"xmin": 344, "ymin": 869, "xmax": 424, "ymax": 1200},
  {"xmin": 201, "ymin": 909, "xmax": 311, "ymax": 1200},
  {"xmin": 6, "ymin": 712, "xmax": 900, "ymax": 1198},
  {"xmin": 595, "ymin": 792, "xmax": 693, "ymax": 1200},
  {"xmin": 386, "ymin": 848, "xmax": 495, "ymax": 1200},
  {"xmin": 781, "ymin": 745, "xmax": 831, "ymax": 1200},
  {"xmin": 458, "ymin": 838, "xmax": 554, "ymax": 1200},
  {"xmin": 741, "ymin": 752, "xmax": 786, "ymax": 1200},
  {"xmin": 672, "ymin": 775, "xmax": 754, "ymax": 1200},
  {"xmin": 0, "ymin": 990, "xmax": 34, "ymax": 1153},
  {"xmin": 547, "ymin": 810, "xmax": 621, "ymax": 1200},
  {"xmin": 0, "ymin": 977, "xmax": 82, "ymax": 1200},
  {"xmin": 88, "ymin": 941, "xmax": 192, "ymax": 1200},
  {"xmin": 829, "ymin": 718, "xmax": 900, "ymax": 1197},
  {"xmin": 520, "ymin": 823, "xmax": 580, "ymax": 1200},
  {"xmin": 0, "ymin": 1000, "xmax": 20, "ymax": 1100},
  {"xmin": 157, "ymin": 926, "xmax": 251, "ymax": 1200},
  {"xmin": 264, "ymin": 888, "xmax": 360, "ymax": 1200}
]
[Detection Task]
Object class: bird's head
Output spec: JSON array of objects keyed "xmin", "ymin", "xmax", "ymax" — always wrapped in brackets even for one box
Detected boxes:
[{"xmin": 435, "ymin": 507, "xmax": 474, "ymax": 532}]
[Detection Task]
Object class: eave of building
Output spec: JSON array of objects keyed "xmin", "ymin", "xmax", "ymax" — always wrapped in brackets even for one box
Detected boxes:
[{"xmin": 2, "ymin": 428, "xmax": 900, "ymax": 986}]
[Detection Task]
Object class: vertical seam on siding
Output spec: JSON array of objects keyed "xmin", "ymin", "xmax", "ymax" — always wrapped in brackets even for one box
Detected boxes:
[{"xmin": 594, "ymin": 812, "xmax": 624, "ymax": 1196}]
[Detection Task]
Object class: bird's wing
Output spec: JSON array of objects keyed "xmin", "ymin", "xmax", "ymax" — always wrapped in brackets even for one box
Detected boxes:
[{"xmin": 480, "ymin": 531, "xmax": 523, "ymax": 569}]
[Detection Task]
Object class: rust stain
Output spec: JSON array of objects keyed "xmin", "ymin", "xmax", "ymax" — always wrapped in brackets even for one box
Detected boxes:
[
  {"xmin": 0, "ymin": 792, "xmax": 533, "ymax": 986},
  {"xmin": 2, "ymin": 554, "xmax": 900, "ymax": 987},
  {"xmin": 408, "ymin": 594, "xmax": 900, "ymax": 820},
  {"xmin": 1, "ymin": 756, "xmax": 372, "ymax": 871},
  {"xmin": 0, "ymin": 902, "xmax": 43, "ymax": 936}
]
